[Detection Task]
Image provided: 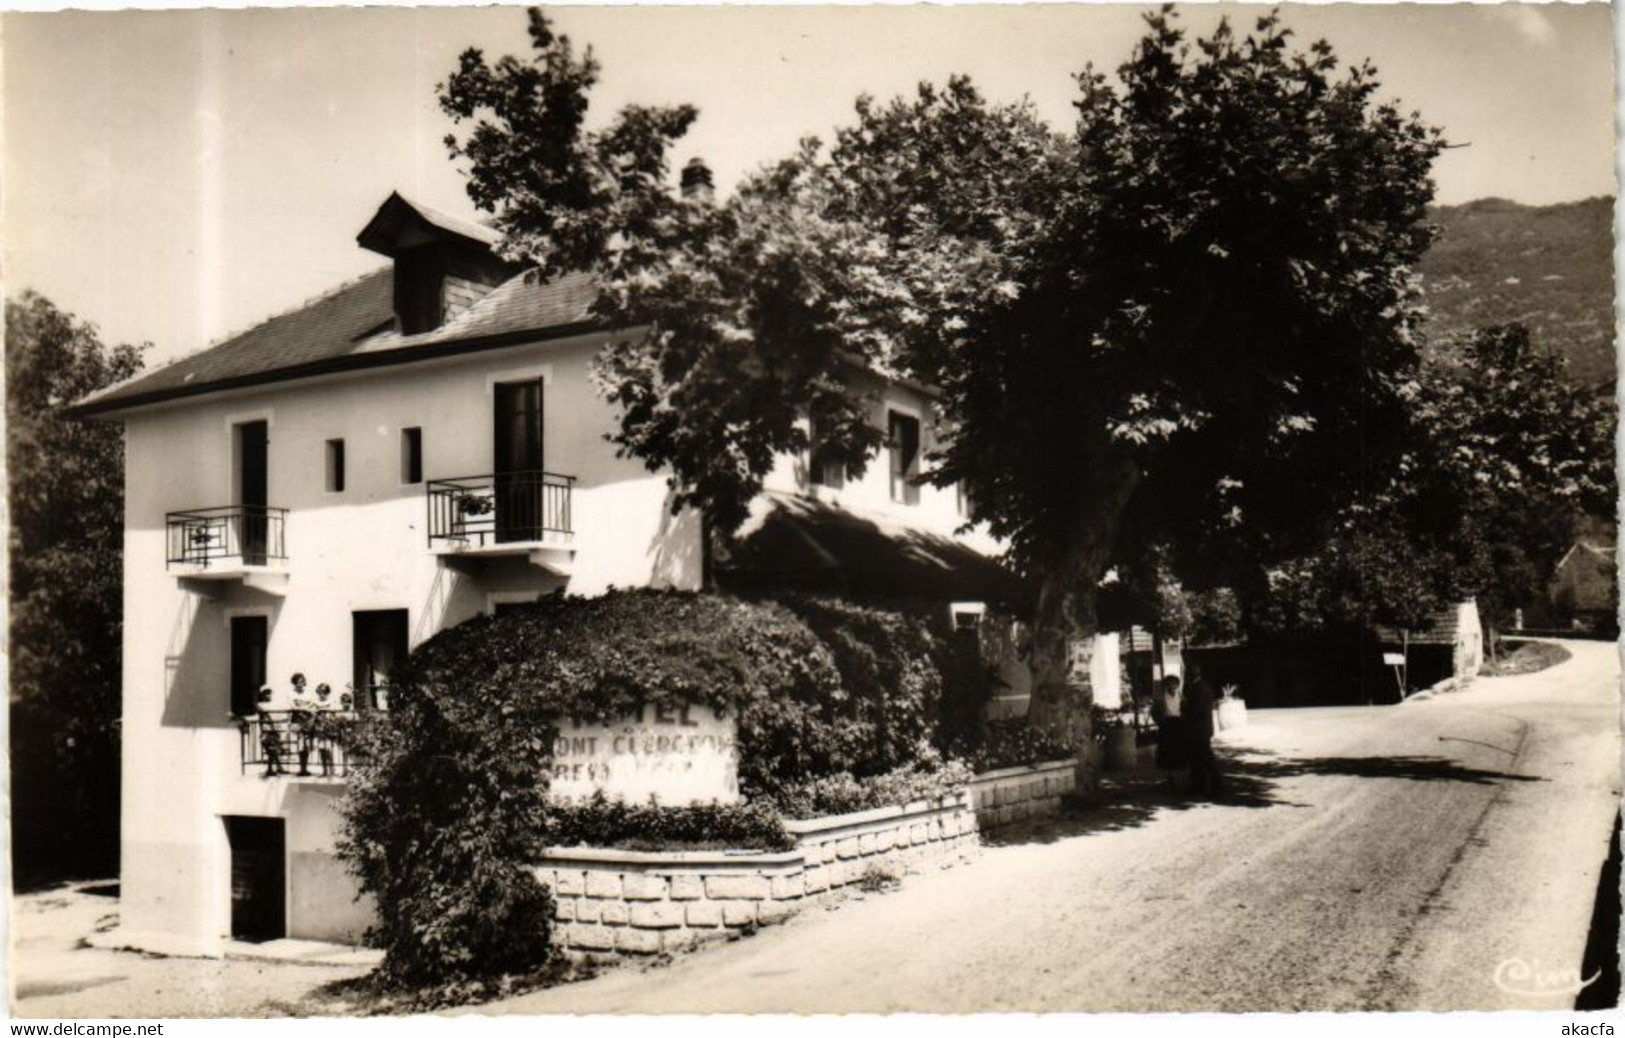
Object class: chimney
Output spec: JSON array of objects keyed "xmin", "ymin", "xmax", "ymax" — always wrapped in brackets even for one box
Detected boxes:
[{"xmin": 680, "ymin": 158, "xmax": 715, "ymax": 204}]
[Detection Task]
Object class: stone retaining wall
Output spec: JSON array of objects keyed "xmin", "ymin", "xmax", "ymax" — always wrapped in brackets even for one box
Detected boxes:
[
  {"xmin": 537, "ymin": 759, "xmax": 1075, "ymax": 960},
  {"xmin": 965, "ymin": 759, "xmax": 1077, "ymax": 827}
]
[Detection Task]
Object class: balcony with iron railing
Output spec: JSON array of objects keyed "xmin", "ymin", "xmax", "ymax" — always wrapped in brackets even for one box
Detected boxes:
[
  {"xmin": 425, "ymin": 471, "xmax": 575, "ymax": 572},
  {"xmin": 239, "ymin": 710, "xmax": 359, "ymax": 780},
  {"xmin": 166, "ymin": 506, "xmax": 289, "ymax": 589}
]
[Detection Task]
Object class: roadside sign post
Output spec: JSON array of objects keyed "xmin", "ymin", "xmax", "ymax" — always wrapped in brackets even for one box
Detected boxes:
[{"xmin": 1383, "ymin": 651, "xmax": 1407, "ymax": 700}]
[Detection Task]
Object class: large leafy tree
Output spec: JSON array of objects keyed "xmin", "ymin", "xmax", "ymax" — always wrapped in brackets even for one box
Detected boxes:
[
  {"xmin": 1244, "ymin": 322, "xmax": 1615, "ymax": 643},
  {"xmin": 8, "ymin": 291, "xmax": 145, "ymax": 884},
  {"xmin": 441, "ymin": 8, "xmax": 1445, "ymax": 780}
]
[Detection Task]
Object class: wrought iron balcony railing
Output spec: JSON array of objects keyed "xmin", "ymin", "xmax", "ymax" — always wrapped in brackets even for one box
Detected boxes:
[
  {"xmin": 426, "ymin": 470, "xmax": 574, "ymax": 548},
  {"xmin": 239, "ymin": 710, "xmax": 358, "ymax": 779},
  {"xmin": 166, "ymin": 506, "xmax": 288, "ymax": 568}
]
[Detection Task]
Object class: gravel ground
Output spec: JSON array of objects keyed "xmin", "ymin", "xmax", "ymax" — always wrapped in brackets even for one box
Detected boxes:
[{"xmin": 10, "ymin": 884, "xmax": 368, "ymax": 1019}]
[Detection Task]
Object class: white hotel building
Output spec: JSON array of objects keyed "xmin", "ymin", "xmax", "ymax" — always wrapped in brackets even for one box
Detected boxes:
[{"xmin": 72, "ymin": 190, "xmax": 1114, "ymax": 955}]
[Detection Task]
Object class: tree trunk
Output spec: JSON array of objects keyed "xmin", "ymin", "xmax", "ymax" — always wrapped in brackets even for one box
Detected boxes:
[{"xmin": 1025, "ymin": 459, "xmax": 1139, "ymax": 797}]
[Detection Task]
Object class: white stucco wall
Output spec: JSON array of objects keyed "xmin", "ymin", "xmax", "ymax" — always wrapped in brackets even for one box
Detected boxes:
[
  {"xmin": 117, "ymin": 331, "xmax": 702, "ymax": 951},
  {"xmin": 114, "ymin": 335, "xmax": 1035, "ymax": 952}
]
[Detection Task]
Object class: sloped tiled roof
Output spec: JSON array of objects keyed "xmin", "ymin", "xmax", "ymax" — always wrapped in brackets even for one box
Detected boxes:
[
  {"xmin": 71, "ymin": 267, "xmax": 602, "ymax": 417},
  {"xmin": 715, "ymin": 491, "xmax": 1029, "ymax": 606},
  {"xmin": 1375, "ymin": 605, "xmax": 1466, "ymax": 646},
  {"xmin": 356, "ymin": 271, "xmax": 598, "ymax": 355}
]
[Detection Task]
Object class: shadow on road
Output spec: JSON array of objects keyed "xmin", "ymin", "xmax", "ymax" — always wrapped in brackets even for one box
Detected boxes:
[{"xmin": 985, "ymin": 747, "xmax": 1543, "ymax": 848}]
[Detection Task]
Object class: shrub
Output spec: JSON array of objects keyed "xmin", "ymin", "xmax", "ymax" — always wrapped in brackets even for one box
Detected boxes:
[
  {"xmin": 547, "ymin": 794, "xmax": 794, "ymax": 852},
  {"xmin": 336, "ymin": 702, "xmax": 555, "ymax": 990},
  {"xmin": 768, "ymin": 755, "xmax": 974, "ymax": 819},
  {"xmin": 336, "ymin": 589, "xmax": 846, "ymax": 988},
  {"xmin": 776, "ymin": 596, "xmax": 946, "ymax": 775},
  {"xmin": 960, "ymin": 718, "xmax": 1074, "ymax": 772}
]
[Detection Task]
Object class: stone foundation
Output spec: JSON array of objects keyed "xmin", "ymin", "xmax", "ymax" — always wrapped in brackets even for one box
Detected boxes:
[{"xmin": 537, "ymin": 759, "xmax": 1076, "ymax": 960}]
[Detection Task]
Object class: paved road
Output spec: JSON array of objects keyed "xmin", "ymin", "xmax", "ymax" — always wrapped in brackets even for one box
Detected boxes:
[{"xmin": 495, "ymin": 639, "xmax": 1620, "ymax": 1014}]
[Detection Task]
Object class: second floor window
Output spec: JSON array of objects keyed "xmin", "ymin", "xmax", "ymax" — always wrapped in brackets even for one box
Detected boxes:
[
  {"xmin": 888, "ymin": 411, "xmax": 921, "ymax": 505},
  {"xmin": 325, "ymin": 439, "xmax": 345, "ymax": 493}
]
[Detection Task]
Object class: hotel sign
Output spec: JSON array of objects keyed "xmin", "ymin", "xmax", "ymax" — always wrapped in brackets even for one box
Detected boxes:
[{"xmin": 549, "ymin": 701, "xmax": 740, "ymax": 805}]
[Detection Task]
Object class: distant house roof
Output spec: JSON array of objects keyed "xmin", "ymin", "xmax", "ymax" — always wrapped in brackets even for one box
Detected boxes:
[
  {"xmin": 69, "ymin": 266, "xmax": 602, "ymax": 418},
  {"xmin": 714, "ymin": 492, "xmax": 1028, "ymax": 605},
  {"xmin": 1554, "ymin": 542, "xmax": 1618, "ymax": 572},
  {"xmin": 1374, "ymin": 602, "xmax": 1473, "ymax": 647}
]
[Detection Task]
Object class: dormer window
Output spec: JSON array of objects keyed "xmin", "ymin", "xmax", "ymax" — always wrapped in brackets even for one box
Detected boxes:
[{"xmin": 356, "ymin": 193, "xmax": 519, "ymax": 336}]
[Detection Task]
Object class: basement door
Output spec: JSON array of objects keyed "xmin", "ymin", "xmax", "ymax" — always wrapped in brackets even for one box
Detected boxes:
[{"xmin": 224, "ymin": 816, "xmax": 285, "ymax": 942}]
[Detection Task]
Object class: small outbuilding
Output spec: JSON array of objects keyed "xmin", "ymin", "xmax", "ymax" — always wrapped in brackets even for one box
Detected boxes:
[{"xmin": 1374, "ymin": 599, "xmax": 1484, "ymax": 693}]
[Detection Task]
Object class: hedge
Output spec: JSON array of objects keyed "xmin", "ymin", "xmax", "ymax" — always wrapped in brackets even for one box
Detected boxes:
[
  {"xmin": 547, "ymin": 793, "xmax": 794, "ymax": 852},
  {"xmin": 336, "ymin": 589, "xmax": 1017, "ymax": 991},
  {"xmin": 338, "ymin": 589, "xmax": 862, "ymax": 988}
]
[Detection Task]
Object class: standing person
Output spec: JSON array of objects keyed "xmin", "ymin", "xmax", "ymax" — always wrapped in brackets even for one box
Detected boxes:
[
  {"xmin": 1152, "ymin": 675, "xmax": 1186, "ymax": 789},
  {"xmin": 312, "ymin": 682, "xmax": 338, "ymax": 777},
  {"xmin": 289, "ymin": 672, "xmax": 316, "ymax": 777},
  {"xmin": 255, "ymin": 685, "xmax": 286, "ymax": 778},
  {"xmin": 1184, "ymin": 666, "xmax": 1224, "ymax": 797}
]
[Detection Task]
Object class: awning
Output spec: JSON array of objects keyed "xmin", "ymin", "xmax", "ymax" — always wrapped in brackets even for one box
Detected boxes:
[{"xmin": 714, "ymin": 492, "xmax": 1030, "ymax": 606}]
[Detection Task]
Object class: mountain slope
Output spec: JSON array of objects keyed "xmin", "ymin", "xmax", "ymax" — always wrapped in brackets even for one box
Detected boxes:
[{"xmin": 1417, "ymin": 197, "xmax": 1615, "ymax": 386}]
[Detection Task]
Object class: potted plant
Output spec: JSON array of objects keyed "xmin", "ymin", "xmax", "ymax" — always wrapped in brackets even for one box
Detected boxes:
[
  {"xmin": 1094, "ymin": 704, "xmax": 1141, "ymax": 772},
  {"xmin": 1216, "ymin": 683, "xmax": 1248, "ymax": 731}
]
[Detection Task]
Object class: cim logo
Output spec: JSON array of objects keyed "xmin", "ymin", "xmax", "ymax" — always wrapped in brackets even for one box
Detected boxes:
[{"xmin": 1492, "ymin": 957, "xmax": 1601, "ymax": 998}]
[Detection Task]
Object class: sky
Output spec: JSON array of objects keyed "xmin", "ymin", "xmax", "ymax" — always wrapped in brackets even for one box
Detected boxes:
[{"xmin": 3, "ymin": 2, "xmax": 1617, "ymax": 367}]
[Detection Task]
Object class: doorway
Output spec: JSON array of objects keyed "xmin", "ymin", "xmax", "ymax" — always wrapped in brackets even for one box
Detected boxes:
[
  {"xmin": 353, "ymin": 609, "xmax": 409, "ymax": 712},
  {"xmin": 224, "ymin": 816, "xmax": 285, "ymax": 942},
  {"xmin": 229, "ymin": 615, "xmax": 268, "ymax": 717},
  {"xmin": 236, "ymin": 421, "xmax": 269, "ymax": 564},
  {"xmin": 493, "ymin": 380, "xmax": 544, "ymax": 542}
]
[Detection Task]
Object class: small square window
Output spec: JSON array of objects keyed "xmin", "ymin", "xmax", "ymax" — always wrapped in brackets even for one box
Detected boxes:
[
  {"xmin": 807, "ymin": 414, "xmax": 846, "ymax": 490},
  {"xmin": 325, "ymin": 439, "xmax": 345, "ymax": 493},
  {"xmin": 401, "ymin": 427, "xmax": 423, "ymax": 485}
]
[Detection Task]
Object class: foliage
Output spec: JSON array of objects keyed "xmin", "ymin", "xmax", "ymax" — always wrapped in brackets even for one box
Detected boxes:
[
  {"xmin": 774, "ymin": 596, "xmax": 946, "ymax": 774},
  {"xmin": 335, "ymin": 690, "xmax": 556, "ymax": 989},
  {"xmin": 547, "ymin": 794, "xmax": 794, "ymax": 852},
  {"xmin": 8, "ymin": 291, "xmax": 145, "ymax": 885},
  {"xmin": 338, "ymin": 588, "xmax": 990, "ymax": 985},
  {"xmin": 442, "ymin": 8, "xmax": 1445, "ymax": 781},
  {"xmin": 334, "ymin": 590, "xmax": 844, "ymax": 986},
  {"xmin": 957, "ymin": 718, "xmax": 1075, "ymax": 773},
  {"xmin": 1482, "ymin": 640, "xmax": 1572, "ymax": 677},
  {"xmin": 439, "ymin": 9, "xmax": 697, "ymax": 282},
  {"xmin": 1246, "ymin": 322, "xmax": 1616, "ymax": 636},
  {"xmin": 767, "ymin": 755, "xmax": 974, "ymax": 820}
]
